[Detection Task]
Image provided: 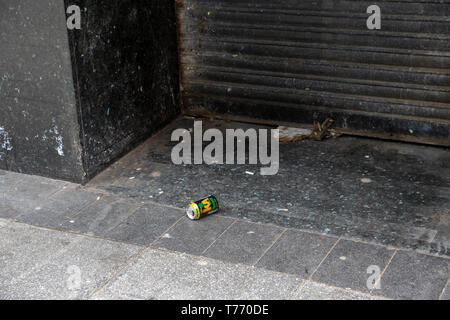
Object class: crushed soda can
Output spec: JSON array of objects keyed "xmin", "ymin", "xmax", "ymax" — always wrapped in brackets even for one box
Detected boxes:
[{"xmin": 186, "ymin": 195, "xmax": 220, "ymax": 220}]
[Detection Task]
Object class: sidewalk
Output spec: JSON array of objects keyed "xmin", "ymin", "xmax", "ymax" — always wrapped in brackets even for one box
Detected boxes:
[{"xmin": 1, "ymin": 169, "xmax": 449, "ymax": 300}]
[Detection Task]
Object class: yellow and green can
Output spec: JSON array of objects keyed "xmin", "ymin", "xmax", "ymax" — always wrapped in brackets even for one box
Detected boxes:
[{"xmin": 186, "ymin": 195, "xmax": 220, "ymax": 220}]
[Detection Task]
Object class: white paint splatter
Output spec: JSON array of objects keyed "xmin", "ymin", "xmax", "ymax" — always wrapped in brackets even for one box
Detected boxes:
[
  {"xmin": 0, "ymin": 127, "xmax": 13, "ymax": 151},
  {"xmin": 46, "ymin": 119, "xmax": 64, "ymax": 156},
  {"xmin": 55, "ymin": 135, "xmax": 64, "ymax": 156}
]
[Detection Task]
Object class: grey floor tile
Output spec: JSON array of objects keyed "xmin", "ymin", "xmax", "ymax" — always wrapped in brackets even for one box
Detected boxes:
[
  {"xmin": 256, "ymin": 230, "xmax": 338, "ymax": 278},
  {"xmin": 3, "ymin": 173, "xmax": 65, "ymax": 201},
  {"xmin": 95, "ymin": 248, "xmax": 303, "ymax": 300},
  {"xmin": 50, "ymin": 186, "xmax": 101, "ymax": 205},
  {"xmin": 0, "ymin": 222, "xmax": 141, "ymax": 300},
  {"xmin": 104, "ymin": 203, "xmax": 184, "ymax": 246},
  {"xmin": 86, "ymin": 117, "xmax": 450, "ymax": 258},
  {"xmin": 153, "ymin": 215, "xmax": 235, "ymax": 255},
  {"xmin": 0, "ymin": 181, "xmax": 44, "ymax": 219},
  {"xmin": 295, "ymin": 281, "xmax": 385, "ymax": 300},
  {"xmin": 0, "ymin": 222, "xmax": 72, "ymax": 284},
  {"xmin": 203, "ymin": 221, "xmax": 284, "ymax": 265},
  {"xmin": 378, "ymin": 251, "xmax": 450, "ymax": 300},
  {"xmin": 60, "ymin": 196, "xmax": 141, "ymax": 237},
  {"xmin": 312, "ymin": 240, "xmax": 395, "ymax": 293},
  {"xmin": 16, "ymin": 187, "xmax": 102, "ymax": 228},
  {"xmin": 0, "ymin": 198, "xmax": 34, "ymax": 219}
]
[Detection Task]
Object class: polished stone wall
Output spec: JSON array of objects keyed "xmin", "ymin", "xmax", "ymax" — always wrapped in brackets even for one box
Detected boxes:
[
  {"xmin": 66, "ymin": 0, "xmax": 180, "ymax": 180},
  {"xmin": 0, "ymin": 0, "xmax": 180, "ymax": 182},
  {"xmin": 0, "ymin": 0, "xmax": 84, "ymax": 181}
]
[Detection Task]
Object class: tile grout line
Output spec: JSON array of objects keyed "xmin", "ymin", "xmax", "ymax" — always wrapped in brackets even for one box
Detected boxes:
[
  {"xmin": 139, "ymin": 200, "xmax": 187, "ymax": 212},
  {"xmin": 252, "ymin": 228, "xmax": 288, "ymax": 267},
  {"xmin": 82, "ymin": 186, "xmax": 186, "ymax": 212},
  {"xmin": 88, "ymin": 246, "xmax": 150, "ymax": 299},
  {"xmin": 11, "ymin": 219, "xmax": 147, "ymax": 249},
  {"xmin": 46, "ymin": 183, "xmax": 71, "ymax": 199},
  {"xmin": 290, "ymin": 279, "xmax": 308, "ymax": 300},
  {"xmin": 370, "ymin": 249, "xmax": 398, "ymax": 295},
  {"xmin": 82, "ymin": 186, "xmax": 111, "ymax": 195},
  {"xmin": 68, "ymin": 200, "xmax": 100, "ymax": 219},
  {"xmin": 150, "ymin": 215, "xmax": 186, "ymax": 247},
  {"xmin": 101, "ymin": 202, "xmax": 145, "ymax": 236},
  {"xmin": 201, "ymin": 220, "xmax": 238, "ymax": 256},
  {"xmin": 290, "ymin": 237, "xmax": 341, "ymax": 299},
  {"xmin": 11, "ymin": 194, "xmax": 102, "ymax": 231},
  {"xmin": 58, "ymin": 185, "xmax": 450, "ymax": 261},
  {"xmin": 6, "ymin": 219, "xmax": 393, "ymax": 300},
  {"xmin": 308, "ymin": 238, "xmax": 342, "ymax": 281},
  {"xmin": 16, "ymin": 183, "xmax": 69, "ymax": 212},
  {"xmin": 152, "ymin": 239, "xmax": 391, "ymax": 301},
  {"xmin": 81, "ymin": 187, "xmax": 450, "ymax": 261},
  {"xmin": 438, "ymin": 277, "xmax": 450, "ymax": 300},
  {"xmin": 8, "ymin": 186, "xmax": 450, "ymax": 265},
  {"xmin": 62, "ymin": 193, "xmax": 107, "ymax": 221},
  {"xmin": 4, "ymin": 176, "xmax": 450, "ymax": 300}
]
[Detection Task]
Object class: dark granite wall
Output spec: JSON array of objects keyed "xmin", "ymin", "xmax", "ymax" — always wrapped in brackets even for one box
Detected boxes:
[
  {"xmin": 0, "ymin": 0, "xmax": 180, "ymax": 182},
  {"xmin": 0, "ymin": 0, "xmax": 85, "ymax": 182},
  {"xmin": 65, "ymin": 0, "xmax": 181, "ymax": 180}
]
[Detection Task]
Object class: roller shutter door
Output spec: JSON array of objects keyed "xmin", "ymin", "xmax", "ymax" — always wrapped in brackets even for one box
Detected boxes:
[{"xmin": 177, "ymin": 0, "xmax": 450, "ymax": 146}]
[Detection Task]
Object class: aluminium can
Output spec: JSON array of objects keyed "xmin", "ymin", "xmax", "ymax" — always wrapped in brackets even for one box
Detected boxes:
[{"xmin": 186, "ymin": 195, "xmax": 220, "ymax": 220}]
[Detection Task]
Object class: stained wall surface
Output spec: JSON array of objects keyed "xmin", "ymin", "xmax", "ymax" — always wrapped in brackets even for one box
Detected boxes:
[
  {"xmin": 66, "ymin": 0, "xmax": 181, "ymax": 180},
  {"xmin": 0, "ymin": 1, "xmax": 181, "ymax": 182},
  {"xmin": 0, "ymin": 0, "xmax": 84, "ymax": 182}
]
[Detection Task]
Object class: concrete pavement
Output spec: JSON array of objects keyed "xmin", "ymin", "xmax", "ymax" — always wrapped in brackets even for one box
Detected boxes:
[{"xmin": 0, "ymin": 169, "xmax": 449, "ymax": 300}]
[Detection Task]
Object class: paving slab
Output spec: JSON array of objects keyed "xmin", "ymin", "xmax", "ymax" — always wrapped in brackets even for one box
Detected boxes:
[
  {"xmin": 16, "ymin": 186, "xmax": 102, "ymax": 228},
  {"xmin": 0, "ymin": 185, "xmax": 43, "ymax": 220},
  {"xmin": 377, "ymin": 251, "xmax": 450, "ymax": 300},
  {"xmin": 3, "ymin": 173, "xmax": 66, "ymax": 201},
  {"xmin": 104, "ymin": 203, "xmax": 184, "ymax": 246},
  {"xmin": 153, "ymin": 215, "xmax": 235, "ymax": 255},
  {"xmin": 256, "ymin": 230, "xmax": 338, "ymax": 278},
  {"xmin": 295, "ymin": 281, "xmax": 384, "ymax": 300},
  {"xmin": 93, "ymin": 248, "xmax": 304, "ymax": 300},
  {"xmin": 0, "ymin": 222, "xmax": 74, "ymax": 284},
  {"xmin": 0, "ymin": 198, "xmax": 32, "ymax": 219},
  {"xmin": 0, "ymin": 171, "xmax": 22, "ymax": 193},
  {"xmin": 312, "ymin": 240, "xmax": 395, "ymax": 293},
  {"xmin": 88, "ymin": 117, "xmax": 450, "ymax": 256},
  {"xmin": 203, "ymin": 221, "xmax": 284, "ymax": 265},
  {"xmin": 60, "ymin": 196, "xmax": 141, "ymax": 237},
  {"xmin": 0, "ymin": 222, "xmax": 141, "ymax": 300}
]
